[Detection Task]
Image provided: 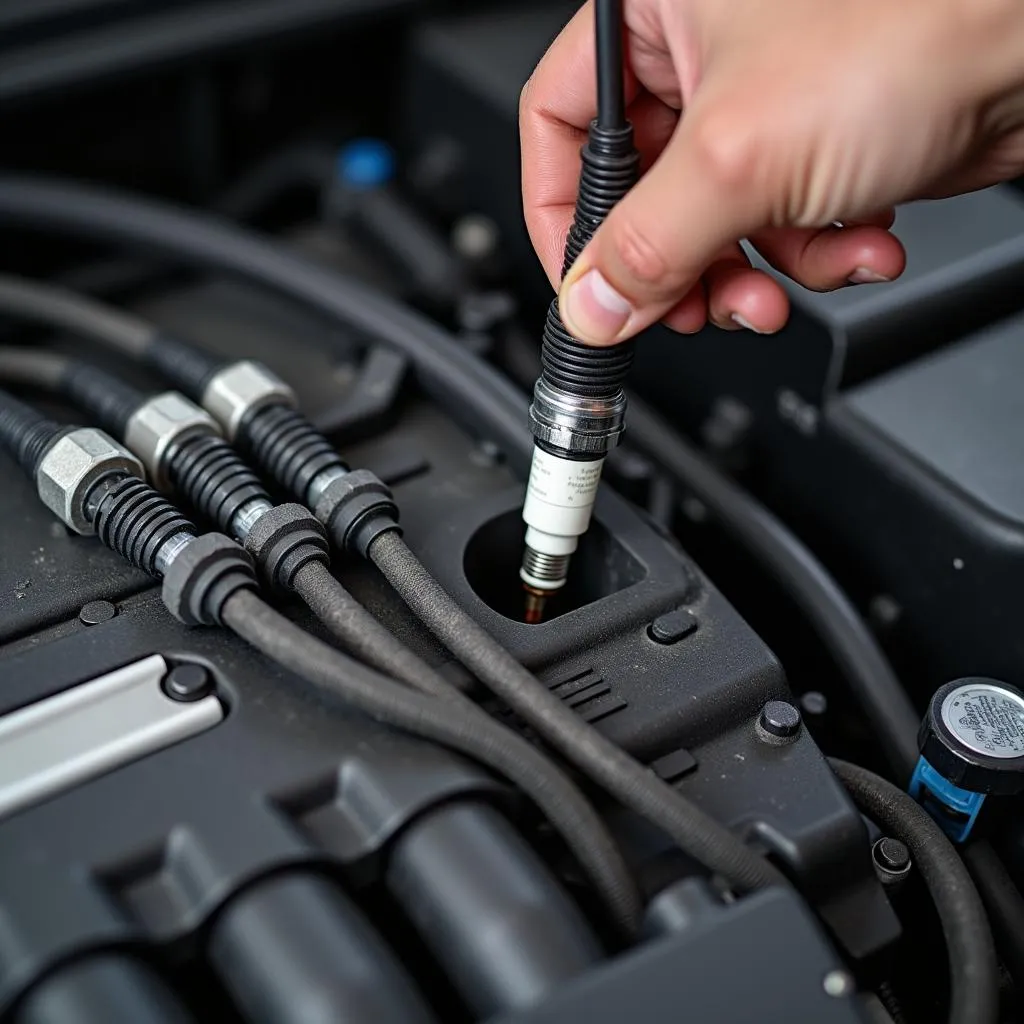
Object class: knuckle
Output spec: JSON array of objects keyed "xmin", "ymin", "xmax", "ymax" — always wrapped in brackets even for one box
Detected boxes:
[
  {"xmin": 609, "ymin": 216, "xmax": 678, "ymax": 292},
  {"xmin": 687, "ymin": 113, "xmax": 760, "ymax": 194},
  {"xmin": 518, "ymin": 76, "xmax": 536, "ymax": 122}
]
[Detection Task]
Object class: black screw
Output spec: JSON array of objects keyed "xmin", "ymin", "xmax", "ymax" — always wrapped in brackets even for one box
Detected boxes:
[
  {"xmin": 162, "ymin": 664, "xmax": 214, "ymax": 702},
  {"xmin": 872, "ymin": 837, "xmax": 912, "ymax": 885},
  {"xmin": 758, "ymin": 700, "xmax": 801, "ymax": 740},
  {"xmin": 79, "ymin": 600, "xmax": 116, "ymax": 626}
]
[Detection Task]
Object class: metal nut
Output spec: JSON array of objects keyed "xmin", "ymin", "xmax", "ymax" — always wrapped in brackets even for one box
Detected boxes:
[
  {"xmin": 201, "ymin": 361, "xmax": 295, "ymax": 441},
  {"xmin": 529, "ymin": 377, "xmax": 627, "ymax": 456},
  {"xmin": 37, "ymin": 428, "xmax": 144, "ymax": 535},
  {"xmin": 124, "ymin": 392, "xmax": 219, "ymax": 490}
]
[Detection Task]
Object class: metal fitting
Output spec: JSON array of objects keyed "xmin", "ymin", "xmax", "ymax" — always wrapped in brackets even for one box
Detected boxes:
[
  {"xmin": 230, "ymin": 497, "xmax": 275, "ymax": 543},
  {"xmin": 201, "ymin": 361, "xmax": 296, "ymax": 441},
  {"xmin": 520, "ymin": 546, "xmax": 572, "ymax": 592},
  {"xmin": 36, "ymin": 428, "xmax": 144, "ymax": 535},
  {"xmin": 124, "ymin": 392, "xmax": 220, "ymax": 491},
  {"xmin": 529, "ymin": 377, "xmax": 627, "ymax": 456},
  {"xmin": 305, "ymin": 465, "xmax": 349, "ymax": 509},
  {"xmin": 313, "ymin": 469, "xmax": 399, "ymax": 557},
  {"xmin": 154, "ymin": 531, "xmax": 196, "ymax": 576}
]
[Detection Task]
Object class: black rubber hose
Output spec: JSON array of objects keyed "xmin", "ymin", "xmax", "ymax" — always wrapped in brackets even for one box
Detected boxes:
[
  {"xmin": 0, "ymin": 346, "xmax": 144, "ymax": 440},
  {"xmin": 595, "ymin": 0, "xmax": 627, "ymax": 130},
  {"xmin": 626, "ymin": 395, "xmax": 920, "ymax": 781},
  {"xmin": 0, "ymin": 273, "xmax": 154, "ymax": 357},
  {"xmin": 293, "ymin": 560, "xmax": 458, "ymax": 698},
  {"xmin": 367, "ymin": 530, "xmax": 784, "ymax": 895},
  {"xmin": 219, "ymin": 587, "xmax": 641, "ymax": 936},
  {"xmin": 0, "ymin": 387, "xmax": 63, "ymax": 478},
  {"xmin": 0, "ymin": 271, "xmax": 222, "ymax": 400},
  {"xmin": 215, "ymin": 143, "xmax": 335, "ymax": 223},
  {"xmin": 830, "ymin": 759, "xmax": 998, "ymax": 1024},
  {"xmin": 963, "ymin": 840, "xmax": 1024, "ymax": 1006},
  {"xmin": 0, "ymin": 177, "xmax": 531, "ymax": 472},
  {"xmin": 0, "ymin": 346, "xmax": 69, "ymax": 391}
]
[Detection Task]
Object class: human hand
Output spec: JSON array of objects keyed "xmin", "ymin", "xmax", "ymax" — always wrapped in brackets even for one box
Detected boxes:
[{"xmin": 520, "ymin": 0, "xmax": 1024, "ymax": 345}]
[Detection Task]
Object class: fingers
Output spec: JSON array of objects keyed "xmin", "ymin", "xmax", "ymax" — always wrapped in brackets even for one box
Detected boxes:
[
  {"xmin": 558, "ymin": 102, "xmax": 768, "ymax": 345},
  {"xmin": 524, "ymin": 92, "xmax": 680, "ymax": 292},
  {"xmin": 751, "ymin": 224, "xmax": 906, "ymax": 290},
  {"xmin": 661, "ymin": 282, "xmax": 707, "ymax": 334},
  {"xmin": 520, "ymin": 5, "xmax": 600, "ymax": 287},
  {"xmin": 521, "ymin": 2, "xmax": 679, "ymax": 289},
  {"xmin": 662, "ymin": 244, "xmax": 790, "ymax": 335},
  {"xmin": 838, "ymin": 209, "xmax": 897, "ymax": 230},
  {"xmin": 703, "ymin": 253, "xmax": 791, "ymax": 333}
]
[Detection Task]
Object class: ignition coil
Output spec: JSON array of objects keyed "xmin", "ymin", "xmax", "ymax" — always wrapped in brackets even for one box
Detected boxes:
[{"xmin": 520, "ymin": 0, "xmax": 639, "ymax": 622}]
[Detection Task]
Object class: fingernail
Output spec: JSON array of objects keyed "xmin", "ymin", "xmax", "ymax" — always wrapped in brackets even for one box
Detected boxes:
[
  {"xmin": 730, "ymin": 313, "xmax": 767, "ymax": 334},
  {"xmin": 561, "ymin": 269, "xmax": 633, "ymax": 344},
  {"xmin": 848, "ymin": 267, "xmax": 890, "ymax": 285}
]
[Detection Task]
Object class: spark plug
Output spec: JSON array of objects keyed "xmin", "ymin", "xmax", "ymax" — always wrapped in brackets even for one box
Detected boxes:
[{"xmin": 520, "ymin": 0, "xmax": 639, "ymax": 623}]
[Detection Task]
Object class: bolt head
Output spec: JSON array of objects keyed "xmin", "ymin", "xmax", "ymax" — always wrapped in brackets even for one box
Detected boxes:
[
  {"xmin": 124, "ymin": 392, "xmax": 218, "ymax": 489},
  {"xmin": 823, "ymin": 970, "xmax": 854, "ymax": 998},
  {"xmin": 37, "ymin": 428, "xmax": 143, "ymax": 535},
  {"xmin": 202, "ymin": 362, "xmax": 295, "ymax": 441},
  {"xmin": 758, "ymin": 700, "xmax": 802, "ymax": 739},
  {"xmin": 79, "ymin": 600, "xmax": 116, "ymax": 626},
  {"xmin": 872, "ymin": 837, "xmax": 912, "ymax": 886},
  {"xmin": 162, "ymin": 664, "xmax": 213, "ymax": 702}
]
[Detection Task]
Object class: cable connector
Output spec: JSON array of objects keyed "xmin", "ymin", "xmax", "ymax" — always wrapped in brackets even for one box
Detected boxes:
[
  {"xmin": 202, "ymin": 360, "xmax": 296, "ymax": 441},
  {"xmin": 37, "ymin": 428, "xmax": 144, "ymax": 535},
  {"xmin": 162, "ymin": 432, "xmax": 272, "ymax": 542},
  {"xmin": 236, "ymin": 401, "xmax": 350, "ymax": 504},
  {"xmin": 124, "ymin": 391, "xmax": 220, "ymax": 490},
  {"xmin": 313, "ymin": 468, "xmax": 400, "ymax": 558},
  {"xmin": 242, "ymin": 502, "xmax": 330, "ymax": 593},
  {"xmin": 161, "ymin": 532, "xmax": 258, "ymax": 627}
]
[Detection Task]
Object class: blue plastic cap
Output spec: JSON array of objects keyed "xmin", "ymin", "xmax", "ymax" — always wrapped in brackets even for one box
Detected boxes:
[{"xmin": 336, "ymin": 138, "xmax": 395, "ymax": 189}]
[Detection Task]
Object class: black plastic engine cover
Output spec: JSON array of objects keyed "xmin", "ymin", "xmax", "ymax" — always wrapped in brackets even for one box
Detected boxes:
[{"xmin": 495, "ymin": 880, "xmax": 870, "ymax": 1024}]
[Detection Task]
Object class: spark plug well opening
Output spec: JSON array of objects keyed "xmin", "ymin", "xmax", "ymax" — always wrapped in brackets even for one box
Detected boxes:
[{"xmin": 464, "ymin": 508, "xmax": 645, "ymax": 623}]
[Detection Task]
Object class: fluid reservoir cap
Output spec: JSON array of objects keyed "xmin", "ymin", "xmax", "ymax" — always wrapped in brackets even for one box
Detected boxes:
[
  {"xmin": 336, "ymin": 138, "xmax": 395, "ymax": 189},
  {"xmin": 910, "ymin": 678, "xmax": 1024, "ymax": 843},
  {"xmin": 921, "ymin": 678, "xmax": 1024, "ymax": 795}
]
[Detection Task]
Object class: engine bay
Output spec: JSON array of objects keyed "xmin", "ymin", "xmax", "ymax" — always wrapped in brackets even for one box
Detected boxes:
[{"xmin": 0, "ymin": 3, "xmax": 1023, "ymax": 1023}]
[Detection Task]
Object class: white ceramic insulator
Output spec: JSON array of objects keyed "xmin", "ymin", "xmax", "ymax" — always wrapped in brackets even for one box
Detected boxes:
[{"xmin": 521, "ymin": 445, "xmax": 604, "ymax": 572}]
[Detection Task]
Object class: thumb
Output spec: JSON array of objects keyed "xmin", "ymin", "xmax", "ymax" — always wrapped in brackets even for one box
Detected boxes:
[{"xmin": 558, "ymin": 105, "xmax": 768, "ymax": 346}]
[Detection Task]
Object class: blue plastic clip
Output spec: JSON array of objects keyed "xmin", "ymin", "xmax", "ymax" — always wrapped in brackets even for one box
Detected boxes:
[
  {"xmin": 336, "ymin": 138, "xmax": 395, "ymax": 190},
  {"xmin": 909, "ymin": 756, "xmax": 986, "ymax": 844}
]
